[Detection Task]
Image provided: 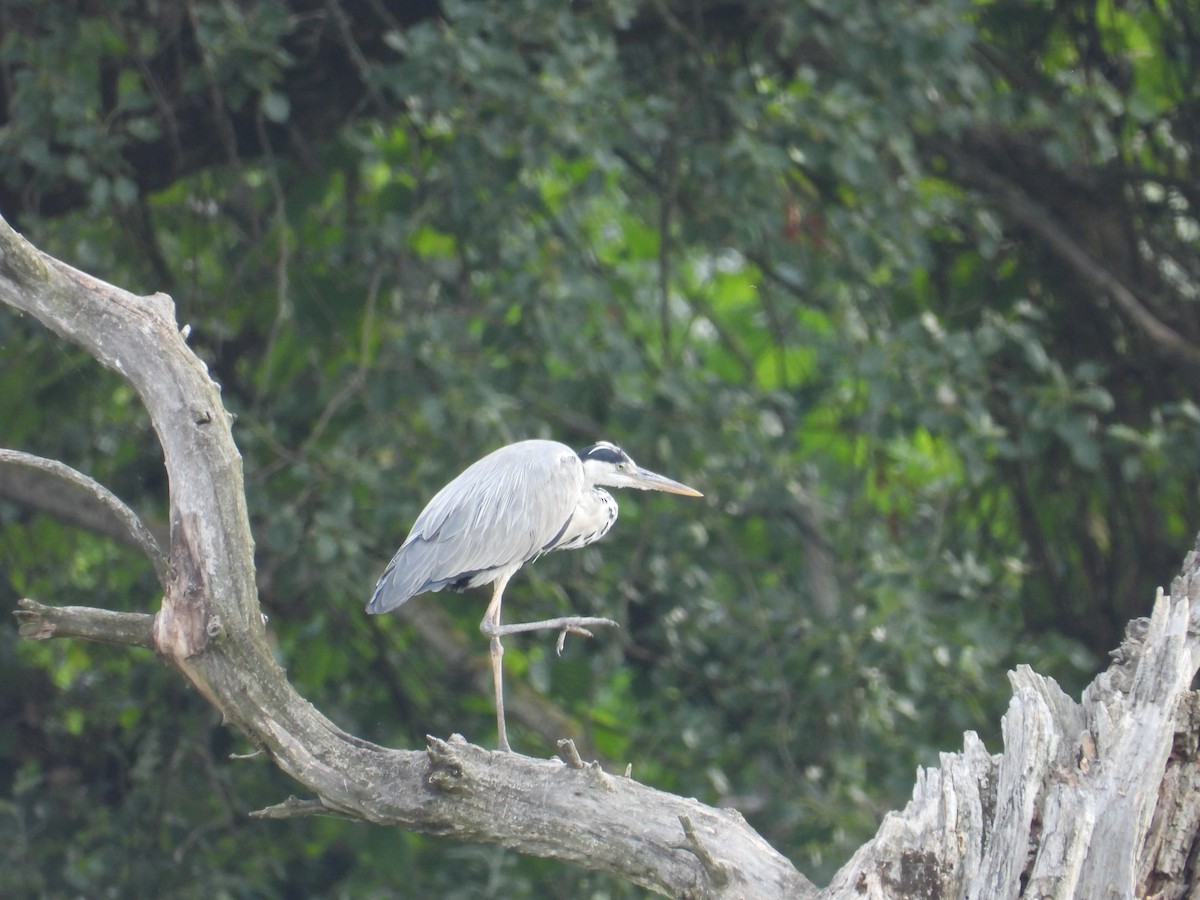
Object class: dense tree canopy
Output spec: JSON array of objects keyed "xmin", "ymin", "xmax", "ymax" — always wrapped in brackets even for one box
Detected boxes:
[{"xmin": 2, "ymin": 0, "xmax": 1198, "ymax": 894}]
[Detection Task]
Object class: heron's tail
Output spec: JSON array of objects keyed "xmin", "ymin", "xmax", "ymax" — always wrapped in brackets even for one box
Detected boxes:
[
  {"xmin": 365, "ymin": 558, "xmax": 410, "ymax": 615},
  {"xmin": 367, "ymin": 539, "xmax": 452, "ymax": 614}
]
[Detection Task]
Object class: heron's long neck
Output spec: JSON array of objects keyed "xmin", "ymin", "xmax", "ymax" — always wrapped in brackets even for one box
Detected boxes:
[{"xmin": 548, "ymin": 487, "xmax": 618, "ymax": 552}]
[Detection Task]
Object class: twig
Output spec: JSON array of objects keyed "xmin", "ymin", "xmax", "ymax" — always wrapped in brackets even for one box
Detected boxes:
[
  {"xmin": 557, "ymin": 738, "xmax": 585, "ymax": 769},
  {"xmin": 671, "ymin": 814, "xmax": 731, "ymax": 887},
  {"xmin": 249, "ymin": 795, "xmax": 359, "ymax": 821}
]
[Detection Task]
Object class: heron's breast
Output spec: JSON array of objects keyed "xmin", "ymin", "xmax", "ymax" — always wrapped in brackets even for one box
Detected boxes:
[{"xmin": 547, "ymin": 488, "xmax": 618, "ymax": 552}]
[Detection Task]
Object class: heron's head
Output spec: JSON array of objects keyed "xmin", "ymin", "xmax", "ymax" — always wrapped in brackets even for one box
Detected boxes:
[{"xmin": 578, "ymin": 441, "xmax": 702, "ymax": 496}]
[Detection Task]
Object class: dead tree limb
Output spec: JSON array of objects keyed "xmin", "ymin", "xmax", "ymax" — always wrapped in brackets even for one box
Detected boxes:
[{"xmin": 826, "ymin": 584, "xmax": 1200, "ymax": 899}]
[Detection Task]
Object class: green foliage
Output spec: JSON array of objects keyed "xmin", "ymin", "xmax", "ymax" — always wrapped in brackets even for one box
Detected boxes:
[{"xmin": 3, "ymin": 0, "xmax": 1199, "ymax": 895}]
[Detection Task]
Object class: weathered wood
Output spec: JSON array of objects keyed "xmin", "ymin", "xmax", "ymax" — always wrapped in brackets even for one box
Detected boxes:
[
  {"xmin": 825, "ymin": 585, "xmax": 1200, "ymax": 899},
  {"xmin": 15, "ymin": 597, "xmax": 155, "ymax": 648}
]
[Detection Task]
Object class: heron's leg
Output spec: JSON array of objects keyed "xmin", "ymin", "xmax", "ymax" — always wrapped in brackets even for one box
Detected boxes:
[
  {"xmin": 478, "ymin": 574, "xmax": 621, "ymax": 752},
  {"xmin": 486, "ymin": 615, "xmax": 620, "ymax": 654},
  {"xmin": 480, "ymin": 572, "xmax": 513, "ymax": 753}
]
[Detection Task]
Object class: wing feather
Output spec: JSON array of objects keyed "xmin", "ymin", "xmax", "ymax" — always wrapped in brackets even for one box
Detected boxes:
[{"xmin": 366, "ymin": 440, "xmax": 582, "ymax": 613}]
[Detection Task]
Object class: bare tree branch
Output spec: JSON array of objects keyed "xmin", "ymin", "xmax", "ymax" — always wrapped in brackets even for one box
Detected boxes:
[
  {"xmin": 14, "ymin": 597, "xmax": 155, "ymax": 648},
  {"xmin": 0, "ymin": 448, "xmax": 168, "ymax": 581}
]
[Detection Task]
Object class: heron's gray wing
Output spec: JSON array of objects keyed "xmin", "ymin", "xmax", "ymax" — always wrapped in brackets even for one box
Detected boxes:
[{"xmin": 366, "ymin": 440, "xmax": 582, "ymax": 613}]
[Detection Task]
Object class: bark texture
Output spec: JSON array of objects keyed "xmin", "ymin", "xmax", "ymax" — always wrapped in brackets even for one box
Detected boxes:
[{"xmin": 826, "ymin": 586, "xmax": 1200, "ymax": 899}]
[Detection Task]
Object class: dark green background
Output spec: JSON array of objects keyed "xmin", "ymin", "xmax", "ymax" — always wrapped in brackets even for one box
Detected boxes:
[{"xmin": 2, "ymin": 1, "xmax": 1198, "ymax": 895}]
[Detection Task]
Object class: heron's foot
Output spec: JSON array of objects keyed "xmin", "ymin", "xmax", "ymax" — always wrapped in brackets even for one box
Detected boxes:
[
  {"xmin": 554, "ymin": 622, "xmax": 608, "ymax": 654},
  {"xmin": 481, "ymin": 614, "xmax": 619, "ymax": 655},
  {"xmin": 482, "ymin": 614, "xmax": 619, "ymax": 637}
]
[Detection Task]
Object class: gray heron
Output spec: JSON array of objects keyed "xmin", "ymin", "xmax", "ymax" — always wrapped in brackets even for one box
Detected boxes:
[{"xmin": 367, "ymin": 439, "xmax": 702, "ymax": 752}]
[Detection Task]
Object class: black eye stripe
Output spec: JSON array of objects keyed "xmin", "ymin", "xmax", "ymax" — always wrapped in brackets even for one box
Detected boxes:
[{"xmin": 578, "ymin": 443, "xmax": 629, "ymax": 465}]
